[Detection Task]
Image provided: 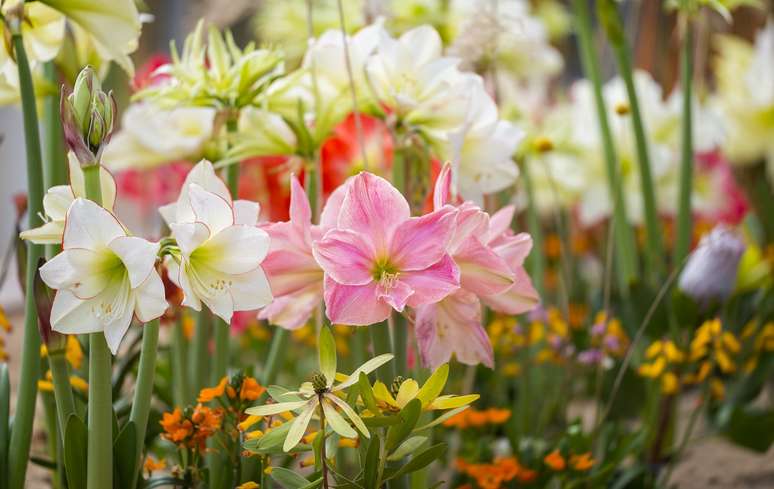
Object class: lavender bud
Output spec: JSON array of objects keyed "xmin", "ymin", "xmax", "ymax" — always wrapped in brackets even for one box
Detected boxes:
[{"xmin": 678, "ymin": 226, "xmax": 746, "ymax": 306}]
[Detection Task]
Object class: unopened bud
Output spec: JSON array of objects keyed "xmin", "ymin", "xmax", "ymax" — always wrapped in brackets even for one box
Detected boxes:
[
  {"xmin": 61, "ymin": 66, "xmax": 117, "ymax": 167},
  {"xmin": 678, "ymin": 226, "xmax": 745, "ymax": 306}
]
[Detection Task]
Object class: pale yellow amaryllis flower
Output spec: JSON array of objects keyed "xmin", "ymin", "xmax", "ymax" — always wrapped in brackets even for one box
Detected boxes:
[
  {"xmin": 0, "ymin": 1, "xmax": 65, "ymax": 78},
  {"xmin": 37, "ymin": 0, "xmax": 142, "ymax": 75},
  {"xmin": 371, "ymin": 363, "xmax": 479, "ymax": 413},
  {"xmin": 20, "ymin": 153, "xmax": 116, "ymax": 244},
  {"xmin": 39, "ymin": 198, "xmax": 168, "ymax": 354}
]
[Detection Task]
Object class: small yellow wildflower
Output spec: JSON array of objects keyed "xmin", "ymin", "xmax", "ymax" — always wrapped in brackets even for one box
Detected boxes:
[
  {"xmin": 638, "ymin": 339, "xmax": 685, "ymax": 394},
  {"xmin": 371, "ymin": 364, "xmax": 478, "ymax": 413},
  {"xmin": 236, "ymin": 482, "xmax": 259, "ymax": 489},
  {"xmin": 143, "ymin": 456, "xmax": 166, "ymax": 476}
]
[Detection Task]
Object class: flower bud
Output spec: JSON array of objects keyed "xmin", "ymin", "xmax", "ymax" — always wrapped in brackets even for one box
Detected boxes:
[
  {"xmin": 678, "ymin": 226, "xmax": 746, "ymax": 306},
  {"xmin": 61, "ymin": 66, "xmax": 117, "ymax": 166}
]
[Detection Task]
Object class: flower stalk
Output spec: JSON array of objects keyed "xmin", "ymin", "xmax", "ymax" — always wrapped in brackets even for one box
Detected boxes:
[
  {"xmin": 572, "ymin": 0, "xmax": 638, "ymax": 289},
  {"xmin": 674, "ymin": 15, "xmax": 695, "ymax": 264},
  {"xmin": 7, "ymin": 29, "xmax": 45, "ymax": 489},
  {"xmin": 370, "ymin": 321, "xmax": 395, "ymax": 384},
  {"xmin": 129, "ymin": 319, "xmax": 160, "ymax": 489}
]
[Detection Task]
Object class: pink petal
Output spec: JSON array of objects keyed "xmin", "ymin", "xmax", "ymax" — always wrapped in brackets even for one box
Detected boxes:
[
  {"xmin": 319, "ymin": 177, "xmax": 350, "ymax": 231},
  {"xmin": 454, "ymin": 237, "xmax": 515, "ymax": 296},
  {"xmin": 390, "ymin": 207, "xmax": 456, "ymax": 271},
  {"xmin": 433, "ymin": 162, "xmax": 452, "ymax": 210},
  {"xmin": 482, "ymin": 267, "xmax": 540, "ymax": 315},
  {"xmin": 289, "ymin": 175, "xmax": 312, "ymax": 242},
  {"xmin": 337, "ymin": 172, "xmax": 410, "ymax": 253},
  {"xmin": 402, "ymin": 254, "xmax": 460, "ymax": 308},
  {"xmin": 415, "ymin": 291, "xmax": 494, "ymax": 369},
  {"xmin": 262, "ymin": 248, "xmax": 322, "ymax": 296},
  {"xmin": 492, "ymin": 232, "xmax": 533, "ymax": 266},
  {"xmin": 449, "ymin": 202, "xmax": 489, "ymax": 253},
  {"xmin": 376, "ymin": 279, "xmax": 413, "ymax": 312},
  {"xmin": 487, "ymin": 205, "xmax": 515, "ymax": 243},
  {"xmin": 258, "ymin": 283, "xmax": 322, "ymax": 330},
  {"xmin": 314, "ymin": 229, "xmax": 376, "ymax": 286},
  {"xmin": 323, "ymin": 276, "xmax": 391, "ymax": 325}
]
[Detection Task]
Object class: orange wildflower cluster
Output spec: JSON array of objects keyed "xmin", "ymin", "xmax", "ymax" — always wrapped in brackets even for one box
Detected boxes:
[
  {"xmin": 455, "ymin": 457, "xmax": 536, "ymax": 488},
  {"xmin": 543, "ymin": 450, "xmax": 595, "ymax": 472},
  {"xmin": 198, "ymin": 375, "xmax": 265, "ymax": 404},
  {"xmin": 443, "ymin": 408, "xmax": 511, "ymax": 429},
  {"xmin": 143, "ymin": 456, "xmax": 166, "ymax": 476},
  {"xmin": 160, "ymin": 405, "xmax": 223, "ymax": 451}
]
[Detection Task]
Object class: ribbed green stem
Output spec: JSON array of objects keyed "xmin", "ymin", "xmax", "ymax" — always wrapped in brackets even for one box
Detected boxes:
[
  {"xmin": 392, "ymin": 313, "xmax": 408, "ymax": 377},
  {"xmin": 609, "ymin": 35, "xmax": 663, "ymax": 280},
  {"xmin": 8, "ymin": 32, "xmax": 45, "ymax": 489},
  {"xmin": 190, "ymin": 311, "xmax": 210, "ymax": 398},
  {"xmin": 520, "ymin": 158, "xmax": 545, "ymax": 297},
  {"xmin": 260, "ymin": 329, "xmax": 289, "ymax": 385},
  {"xmin": 572, "ymin": 0, "xmax": 638, "ymax": 288},
  {"xmin": 129, "ymin": 320, "xmax": 160, "ymax": 489},
  {"xmin": 48, "ymin": 352, "xmax": 76, "ymax": 439},
  {"xmin": 370, "ymin": 322, "xmax": 394, "ymax": 384},
  {"xmin": 83, "ymin": 164, "xmax": 113, "ymax": 489},
  {"xmin": 171, "ymin": 317, "xmax": 190, "ymax": 406},
  {"xmin": 1, "ymin": 364, "xmax": 10, "ymax": 489},
  {"xmin": 674, "ymin": 18, "xmax": 694, "ymax": 264}
]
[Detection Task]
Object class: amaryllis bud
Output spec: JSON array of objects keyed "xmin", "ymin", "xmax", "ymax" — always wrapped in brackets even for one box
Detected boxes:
[
  {"xmin": 678, "ymin": 226, "xmax": 746, "ymax": 306},
  {"xmin": 61, "ymin": 66, "xmax": 117, "ymax": 166}
]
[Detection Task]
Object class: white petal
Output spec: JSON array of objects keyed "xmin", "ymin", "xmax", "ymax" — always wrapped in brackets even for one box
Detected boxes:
[
  {"xmin": 158, "ymin": 202, "xmax": 177, "ymax": 227},
  {"xmin": 234, "ymin": 200, "xmax": 261, "ymax": 226},
  {"xmin": 68, "ymin": 155, "xmax": 118, "ymax": 210},
  {"xmin": 283, "ymin": 401, "xmax": 317, "ymax": 452},
  {"xmin": 63, "ymin": 198, "xmax": 125, "ymax": 250},
  {"xmin": 170, "ymin": 222, "xmax": 210, "ymax": 256},
  {"xmin": 108, "ymin": 236, "xmax": 160, "ymax": 288},
  {"xmin": 200, "ymin": 225, "xmax": 270, "ymax": 275},
  {"xmin": 133, "ymin": 270, "xmax": 168, "ymax": 323},
  {"xmin": 230, "ymin": 266, "xmax": 273, "ymax": 311},
  {"xmin": 64, "ymin": 248, "xmax": 117, "ymax": 299},
  {"xmin": 177, "ymin": 262, "xmax": 202, "ymax": 311},
  {"xmin": 188, "ymin": 183, "xmax": 233, "ymax": 235},
  {"xmin": 42, "ymin": 185, "xmax": 74, "ymax": 220},
  {"xmin": 326, "ymin": 394, "xmax": 369, "ymax": 437},
  {"xmin": 50, "ymin": 290, "xmax": 103, "ymax": 334},
  {"xmin": 202, "ymin": 284, "xmax": 234, "ymax": 324},
  {"xmin": 322, "ymin": 399, "xmax": 357, "ymax": 438},
  {"xmin": 39, "ymin": 251, "xmax": 78, "ymax": 290},
  {"xmin": 245, "ymin": 400, "xmax": 309, "ymax": 416},
  {"xmin": 20, "ymin": 221, "xmax": 65, "ymax": 245}
]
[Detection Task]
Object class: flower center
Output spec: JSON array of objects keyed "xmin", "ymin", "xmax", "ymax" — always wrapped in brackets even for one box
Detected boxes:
[
  {"xmin": 311, "ymin": 372, "xmax": 329, "ymax": 394},
  {"xmin": 372, "ymin": 259, "xmax": 400, "ymax": 288}
]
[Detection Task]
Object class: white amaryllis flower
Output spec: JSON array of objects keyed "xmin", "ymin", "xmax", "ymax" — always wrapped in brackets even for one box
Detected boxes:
[
  {"xmin": 0, "ymin": 2, "xmax": 65, "ymax": 79},
  {"xmin": 162, "ymin": 162, "xmax": 271, "ymax": 323},
  {"xmin": 102, "ymin": 103, "xmax": 216, "ymax": 171},
  {"xmin": 20, "ymin": 154, "xmax": 117, "ymax": 244},
  {"xmin": 39, "ymin": 198, "xmax": 167, "ymax": 354},
  {"xmin": 37, "ymin": 0, "xmax": 142, "ymax": 75}
]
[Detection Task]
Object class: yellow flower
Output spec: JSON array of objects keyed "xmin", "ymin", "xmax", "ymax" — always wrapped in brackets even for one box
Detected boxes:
[
  {"xmin": 0, "ymin": 305, "xmax": 11, "ymax": 332},
  {"xmin": 638, "ymin": 340, "xmax": 684, "ymax": 394},
  {"xmin": 238, "ymin": 415, "xmax": 262, "ymax": 432},
  {"xmin": 236, "ymin": 482, "xmax": 259, "ymax": 489},
  {"xmin": 371, "ymin": 364, "xmax": 479, "ymax": 413},
  {"xmin": 143, "ymin": 456, "xmax": 166, "ymax": 475}
]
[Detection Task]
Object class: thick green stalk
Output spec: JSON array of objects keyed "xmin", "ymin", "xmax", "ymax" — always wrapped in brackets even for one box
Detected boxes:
[
  {"xmin": 171, "ymin": 317, "xmax": 190, "ymax": 405},
  {"xmin": 520, "ymin": 158, "xmax": 545, "ymax": 296},
  {"xmin": 260, "ymin": 329, "xmax": 289, "ymax": 385},
  {"xmin": 391, "ymin": 313, "xmax": 408, "ymax": 377},
  {"xmin": 572, "ymin": 0, "xmax": 638, "ymax": 288},
  {"xmin": 83, "ymin": 164, "xmax": 113, "ymax": 489},
  {"xmin": 8, "ymin": 32, "xmax": 45, "ymax": 489},
  {"xmin": 370, "ymin": 321, "xmax": 395, "ymax": 383},
  {"xmin": 605, "ymin": 15, "xmax": 663, "ymax": 279},
  {"xmin": 190, "ymin": 311, "xmax": 210, "ymax": 398},
  {"xmin": 674, "ymin": 19, "xmax": 694, "ymax": 264},
  {"xmin": 1, "ymin": 364, "xmax": 10, "ymax": 489},
  {"xmin": 129, "ymin": 320, "xmax": 160, "ymax": 489},
  {"xmin": 48, "ymin": 352, "xmax": 76, "ymax": 439}
]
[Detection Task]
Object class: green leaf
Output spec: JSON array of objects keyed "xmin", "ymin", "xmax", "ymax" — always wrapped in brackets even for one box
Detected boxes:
[
  {"xmin": 384, "ymin": 443, "xmax": 447, "ymax": 480},
  {"xmin": 318, "ymin": 326, "xmax": 337, "ymax": 386},
  {"xmin": 113, "ymin": 421, "xmax": 137, "ymax": 489},
  {"xmin": 267, "ymin": 385, "xmax": 302, "ymax": 403},
  {"xmin": 721, "ymin": 406, "xmax": 774, "ymax": 453},
  {"xmin": 362, "ymin": 415, "xmax": 401, "ymax": 427},
  {"xmin": 386, "ymin": 399, "xmax": 421, "ymax": 452},
  {"xmin": 270, "ymin": 466, "xmax": 314, "ymax": 488},
  {"xmin": 244, "ymin": 421, "xmax": 292, "ymax": 454},
  {"xmin": 63, "ymin": 414, "xmax": 88, "ymax": 489},
  {"xmin": 387, "ymin": 436, "xmax": 427, "ymax": 461},
  {"xmin": 358, "ymin": 372, "xmax": 378, "ymax": 413},
  {"xmin": 363, "ymin": 436, "xmax": 380, "ymax": 489}
]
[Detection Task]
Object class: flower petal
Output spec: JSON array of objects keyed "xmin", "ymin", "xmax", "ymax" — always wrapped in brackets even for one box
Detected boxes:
[
  {"xmin": 486, "ymin": 205, "xmax": 515, "ymax": 243},
  {"xmin": 454, "ymin": 238, "xmax": 514, "ymax": 296},
  {"xmin": 39, "ymin": 251, "xmax": 78, "ymax": 290},
  {"xmin": 230, "ymin": 266, "xmax": 273, "ymax": 312},
  {"xmin": 402, "ymin": 254, "xmax": 460, "ymax": 308},
  {"xmin": 133, "ymin": 270, "xmax": 168, "ymax": 323},
  {"xmin": 323, "ymin": 276, "xmax": 391, "ymax": 325},
  {"xmin": 200, "ymin": 225, "xmax": 270, "ymax": 275},
  {"xmin": 258, "ymin": 285, "xmax": 321, "ymax": 330},
  {"xmin": 108, "ymin": 236, "xmax": 160, "ymax": 288},
  {"xmin": 63, "ymin": 198, "xmax": 125, "ymax": 250},
  {"xmin": 433, "ymin": 162, "xmax": 452, "ymax": 210},
  {"xmin": 245, "ymin": 399, "xmax": 310, "ymax": 416},
  {"xmin": 318, "ymin": 176, "xmax": 350, "ymax": 231},
  {"xmin": 326, "ymin": 394, "xmax": 370, "ymax": 437},
  {"xmin": 50, "ymin": 290, "xmax": 103, "ymax": 334},
  {"xmin": 233, "ymin": 199, "xmax": 261, "ymax": 226},
  {"xmin": 321, "ymin": 399, "xmax": 358, "ymax": 438},
  {"xmin": 314, "ymin": 229, "xmax": 375, "ymax": 286},
  {"xmin": 332, "ymin": 353, "xmax": 394, "ymax": 391},
  {"xmin": 170, "ymin": 222, "xmax": 210, "ymax": 256},
  {"xmin": 481, "ymin": 268, "xmax": 540, "ymax": 315},
  {"xmin": 390, "ymin": 207, "xmax": 456, "ymax": 271},
  {"xmin": 376, "ymin": 279, "xmax": 413, "ymax": 312},
  {"xmin": 283, "ymin": 401, "xmax": 317, "ymax": 451},
  {"xmin": 188, "ymin": 183, "xmax": 234, "ymax": 235}
]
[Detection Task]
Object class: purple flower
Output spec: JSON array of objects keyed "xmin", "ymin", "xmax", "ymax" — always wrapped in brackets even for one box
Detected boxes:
[{"xmin": 678, "ymin": 226, "xmax": 745, "ymax": 305}]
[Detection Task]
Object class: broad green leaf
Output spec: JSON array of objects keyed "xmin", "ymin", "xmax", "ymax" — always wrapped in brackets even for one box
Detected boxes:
[
  {"xmin": 385, "ymin": 443, "xmax": 447, "ymax": 480},
  {"xmin": 387, "ymin": 436, "xmax": 427, "ymax": 461},
  {"xmin": 386, "ymin": 399, "xmax": 421, "ymax": 451},
  {"xmin": 363, "ymin": 436, "xmax": 380, "ymax": 489},
  {"xmin": 246, "ymin": 400, "xmax": 309, "ymax": 416},
  {"xmin": 244, "ymin": 421, "xmax": 292, "ymax": 453},
  {"xmin": 270, "ymin": 466, "xmax": 313, "ymax": 488},
  {"xmin": 268, "ymin": 385, "xmax": 303, "ymax": 403},
  {"xmin": 64, "ymin": 413, "xmax": 88, "ymax": 489},
  {"xmin": 358, "ymin": 372, "xmax": 379, "ymax": 413},
  {"xmin": 319, "ymin": 326, "xmax": 337, "ymax": 386},
  {"xmin": 721, "ymin": 406, "xmax": 774, "ymax": 453},
  {"xmin": 363, "ymin": 415, "xmax": 401, "ymax": 427},
  {"xmin": 113, "ymin": 421, "xmax": 137, "ymax": 489},
  {"xmin": 414, "ymin": 406, "xmax": 469, "ymax": 432},
  {"xmin": 416, "ymin": 364, "xmax": 448, "ymax": 407}
]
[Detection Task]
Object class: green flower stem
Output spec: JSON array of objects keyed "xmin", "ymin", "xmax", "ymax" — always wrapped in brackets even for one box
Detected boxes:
[
  {"xmin": 674, "ymin": 17, "xmax": 695, "ymax": 264},
  {"xmin": 171, "ymin": 317, "xmax": 190, "ymax": 406},
  {"xmin": 129, "ymin": 319, "xmax": 160, "ymax": 489},
  {"xmin": 1, "ymin": 364, "xmax": 11, "ymax": 489},
  {"xmin": 572, "ymin": 0, "xmax": 638, "ymax": 289},
  {"xmin": 260, "ymin": 329, "xmax": 289, "ymax": 385},
  {"xmin": 7, "ymin": 32, "xmax": 45, "ymax": 489},
  {"xmin": 190, "ymin": 310, "xmax": 210, "ymax": 398},
  {"xmin": 602, "ymin": 5, "xmax": 663, "ymax": 280},
  {"xmin": 48, "ymin": 351, "xmax": 76, "ymax": 439},
  {"xmin": 370, "ymin": 321, "xmax": 395, "ymax": 384},
  {"xmin": 520, "ymin": 158, "xmax": 545, "ymax": 297},
  {"xmin": 392, "ymin": 313, "xmax": 408, "ymax": 377},
  {"xmin": 83, "ymin": 164, "xmax": 113, "ymax": 489}
]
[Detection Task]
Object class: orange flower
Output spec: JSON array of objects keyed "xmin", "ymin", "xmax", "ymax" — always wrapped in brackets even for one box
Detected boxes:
[
  {"xmin": 198, "ymin": 377, "xmax": 228, "ymax": 403},
  {"xmin": 160, "ymin": 408, "xmax": 193, "ymax": 443},
  {"xmin": 570, "ymin": 452, "xmax": 594, "ymax": 471},
  {"xmin": 515, "ymin": 468, "xmax": 537, "ymax": 483},
  {"xmin": 544, "ymin": 449, "xmax": 566, "ymax": 471},
  {"xmin": 486, "ymin": 408, "xmax": 511, "ymax": 424},
  {"xmin": 143, "ymin": 456, "xmax": 166, "ymax": 475},
  {"xmin": 240, "ymin": 376, "xmax": 266, "ymax": 401}
]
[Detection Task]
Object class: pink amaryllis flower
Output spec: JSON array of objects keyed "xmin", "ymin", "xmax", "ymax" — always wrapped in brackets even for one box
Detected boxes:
[
  {"xmin": 258, "ymin": 175, "xmax": 346, "ymax": 329},
  {"xmin": 313, "ymin": 172, "xmax": 460, "ymax": 325},
  {"xmin": 415, "ymin": 164, "xmax": 539, "ymax": 369}
]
